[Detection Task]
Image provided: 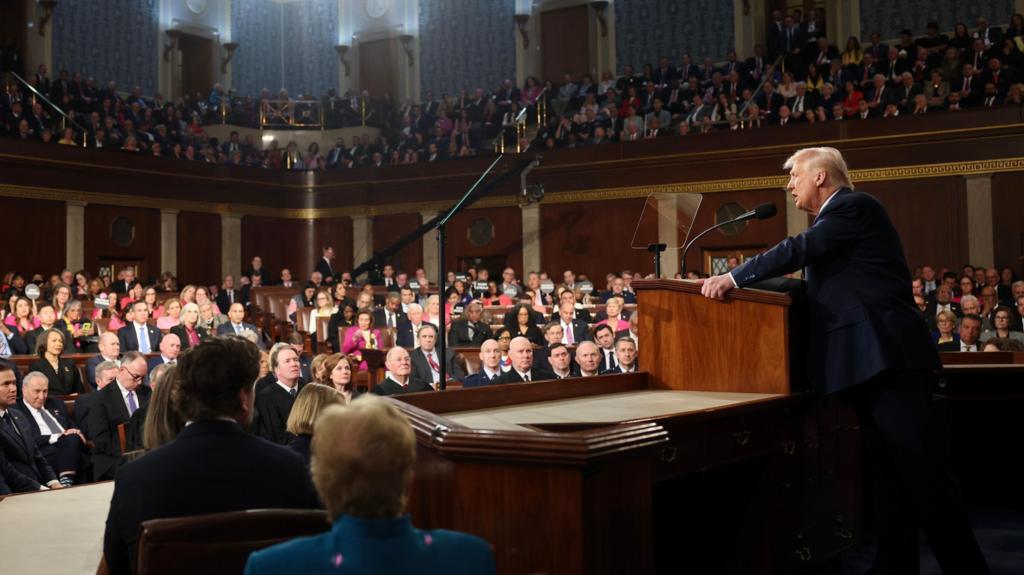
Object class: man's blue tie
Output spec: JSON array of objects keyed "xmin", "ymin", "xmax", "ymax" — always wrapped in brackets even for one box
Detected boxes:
[{"xmin": 138, "ymin": 326, "xmax": 150, "ymax": 353}]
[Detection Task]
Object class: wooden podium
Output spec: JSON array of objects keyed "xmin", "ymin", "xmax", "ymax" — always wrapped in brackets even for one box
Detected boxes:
[
  {"xmin": 634, "ymin": 278, "xmax": 805, "ymax": 394},
  {"xmin": 393, "ymin": 279, "xmax": 858, "ymax": 574}
]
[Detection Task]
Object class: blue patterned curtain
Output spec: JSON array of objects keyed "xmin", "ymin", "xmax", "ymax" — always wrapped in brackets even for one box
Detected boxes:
[
  {"xmin": 232, "ymin": 0, "xmax": 339, "ymax": 97},
  {"xmin": 859, "ymin": 1, "xmax": 1014, "ymax": 41},
  {"xmin": 419, "ymin": 0, "xmax": 516, "ymax": 98},
  {"xmin": 52, "ymin": 0, "xmax": 159, "ymax": 94},
  {"xmin": 615, "ymin": 0, "xmax": 735, "ymax": 71}
]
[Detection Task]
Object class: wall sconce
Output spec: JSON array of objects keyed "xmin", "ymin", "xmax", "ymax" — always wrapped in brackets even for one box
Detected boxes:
[
  {"xmin": 163, "ymin": 29, "xmax": 182, "ymax": 63},
  {"xmin": 590, "ymin": 1, "xmax": 609, "ymax": 38},
  {"xmin": 335, "ymin": 45, "xmax": 351, "ymax": 76},
  {"xmin": 514, "ymin": 14, "xmax": 530, "ymax": 49},
  {"xmin": 399, "ymin": 35, "xmax": 415, "ymax": 67},
  {"xmin": 220, "ymin": 42, "xmax": 239, "ymax": 74},
  {"xmin": 37, "ymin": 0, "xmax": 58, "ymax": 37}
]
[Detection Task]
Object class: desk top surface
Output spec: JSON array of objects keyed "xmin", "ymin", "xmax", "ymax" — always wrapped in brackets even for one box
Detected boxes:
[
  {"xmin": 445, "ymin": 390, "xmax": 782, "ymax": 432},
  {"xmin": 0, "ymin": 481, "xmax": 113, "ymax": 575}
]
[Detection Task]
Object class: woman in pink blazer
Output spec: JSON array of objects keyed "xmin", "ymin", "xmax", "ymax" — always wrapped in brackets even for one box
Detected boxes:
[{"xmin": 341, "ymin": 310, "xmax": 383, "ymax": 371}]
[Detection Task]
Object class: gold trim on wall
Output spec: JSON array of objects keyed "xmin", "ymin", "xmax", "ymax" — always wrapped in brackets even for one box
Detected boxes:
[{"xmin": 2, "ymin": 157, "xmax": 1024, "ymax": 219}]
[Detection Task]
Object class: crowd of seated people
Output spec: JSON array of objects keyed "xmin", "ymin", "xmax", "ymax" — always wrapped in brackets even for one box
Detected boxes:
[{"xmin": 2, "ymin": 11, "xmax": 1022, "ymax": 171}]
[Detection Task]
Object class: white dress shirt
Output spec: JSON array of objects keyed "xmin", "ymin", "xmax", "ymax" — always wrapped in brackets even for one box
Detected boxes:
[{"xmin": 24, "ymin": 403, "xmax": 63, "ymax": 443}]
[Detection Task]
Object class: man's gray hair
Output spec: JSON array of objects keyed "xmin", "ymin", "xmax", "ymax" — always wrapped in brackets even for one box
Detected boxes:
[{"xmin": 22, "ymin": 371, "xmax": 49, "ymax": 389}]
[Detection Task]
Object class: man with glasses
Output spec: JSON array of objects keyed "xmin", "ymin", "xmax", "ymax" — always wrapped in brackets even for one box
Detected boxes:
[{"xmin": 86, "ymin": 351, "xmax": 151, "ymax": 480}]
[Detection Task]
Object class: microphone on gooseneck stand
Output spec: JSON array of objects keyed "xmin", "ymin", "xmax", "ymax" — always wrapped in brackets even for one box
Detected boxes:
[{"xmin": 680, "ymin": 202, "xmax": 778, "ymax": 277}]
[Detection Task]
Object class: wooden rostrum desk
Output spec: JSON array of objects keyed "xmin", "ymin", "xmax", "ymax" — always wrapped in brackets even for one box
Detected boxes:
[{"xmin": 391, "ymin": 280, "xmax": 862, "ymax": 574}]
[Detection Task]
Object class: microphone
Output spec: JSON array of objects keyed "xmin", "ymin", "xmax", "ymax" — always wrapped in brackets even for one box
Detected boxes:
[{"xmin": 680, "ymin": 202, "xmax": 778, "ymax": 277}]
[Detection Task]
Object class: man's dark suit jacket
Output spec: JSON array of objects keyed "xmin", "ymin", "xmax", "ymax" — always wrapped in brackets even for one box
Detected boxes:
[
  {"xmin": 214, "ymin": 290, "xmax": 241, "ymax": 312},
  {"xmin": 13, "ymin": 397, "xmax": 82, "ymax": 470},
  {"xmin": 561, "ymin": 318, "xmax": 592, "ymax": 344},
  {"xmin": 731, "ymin": 189, "xmax": 940, "ymax": 394},
  {"xmin": 103, "ymin": 420, "xmax": 321, "ymax": 575},
  {"xmin": 372, "ymin": 376, "xmax": 434, "ymax": 396},
  {"xmin": 409, "ymin": 348, "xmax": 464, "ymax": 389},
  {"xmin": 314, "ymin": 258, "xmax": 335, "ymax": 282},
  {"xmin": 0, "ymin": 408, "xmax": 57, "ymax": 490},
  {"xmin": 146, "ymin": 355, "xmax": 175, "ymax": 374},
  {"xmin": 86, "ymin": 382, "xmax": 152, "ymax": 480},
  {"xmin": 4, "ymin": 330, "xmax": 28, "ymax": 355},
  {"xmin": 462, "ymin": 369, "xmax": 504, "ymax": 388},
  {"xmin": 601, "ymin": 365, "xmax": 638, "ymax": 374},
  {"xmin": 372, "ymin": 308, "xmax": 406, "ymax": 330},
  {"xmin": 117, "ymin": 323, "xmax": 162, "ymax": 353},
  {"xmin": 253, "ymin": 382, "xmax": 303, "ymax": 445},
  {"xmin": 73, "ymin": 392, "xmax": 100, "ymax": 432},
  {"xmin": 0, "ymin": 447, "xmax": 42, "ymax": 494},
  {"xmin": 498, "ymin": 367, "xmax": 556, "ymax": 384},
  {"xmin": 216, "ymin": 322, "xmax": 258, "ymax": 336},
  {"xmin": 28, "ymin": 357, "xmax": 84, "ymax": 395},
  {"xmin": 395, "ymin": 319, "xmax": 426, "ymax": 348},
  {"xmin": 936, "ymin": 339, "xmax": 974, "ymax": 352},
  {"xmin": 110, "ymin": 279, "xmax": 139, "ymax": 294},
  {"xmin": 447, "ymin": 319, "xmax": 493, "ymax": 347},
  {"xmin": 598, "ymin": 347, "xmax": 618, "ymax": 373},
  {"xmin": 169, "ymin": 325, "xmax": 208, "ymax": 350}
]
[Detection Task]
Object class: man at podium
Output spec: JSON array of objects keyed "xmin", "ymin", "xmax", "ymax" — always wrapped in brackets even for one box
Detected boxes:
[{"xmin": 699, "ymin": 147, "xmax": 988, "ymax": 574}]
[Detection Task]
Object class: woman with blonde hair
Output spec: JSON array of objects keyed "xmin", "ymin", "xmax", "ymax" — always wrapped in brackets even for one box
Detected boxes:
[
  {"xmin": 142, "ymin": 365, "xmax": 186, "ymax": 451},
  {"xmin": 157, "ymin": 298, "xmax": 182, "ymax": 330},
  {"xmin": 309, "ymin": 353, "xmax": 330, "ymax": 384},
  {"xmin": 245, "ymin": 395, "xmax": 495, "ymax": 573},
  {"xmin": 285, "ymin": 383, "xmax": 343, "ymax": 466}
]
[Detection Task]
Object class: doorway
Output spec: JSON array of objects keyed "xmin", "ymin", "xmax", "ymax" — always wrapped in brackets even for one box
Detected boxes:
[{"xmin": 178, "ymin": 32, "xmax": 215, "ymax": 99}]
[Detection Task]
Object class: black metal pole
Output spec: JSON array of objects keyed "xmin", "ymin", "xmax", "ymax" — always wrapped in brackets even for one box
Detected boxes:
[{"xmin": 437, "ymin": 223, "xmax": 447, "ymax": 390}]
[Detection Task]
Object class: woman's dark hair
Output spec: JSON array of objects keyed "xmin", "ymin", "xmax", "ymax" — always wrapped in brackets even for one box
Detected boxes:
[{"xmin": 505, "ymin": 303, "xmax": 533, "ymax": 328}]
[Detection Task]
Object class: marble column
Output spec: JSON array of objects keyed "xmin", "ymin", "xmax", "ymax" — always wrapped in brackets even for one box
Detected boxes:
[
  {"xmin": 160, "ymin": 209, "xmax": 179, "ymax": 277},
  {"xmin": 965, "ymin": 174, "xmax": 994, "ymax": 268},
  {"xmin": 220, "ymin": 214, "xmax": 242, "ymax": 279},
  {"xmin": 521, "ymin": 202, "xmax": 541, "ymax": 274},
  {"xmin": 65, "ymin": 201, "xmax": 87, "ymax": 272},
  {"xmin": 421, "ymin": 210, "xmax": 440, "ymax": 280},
  {"xmin": 351, "ymin": 214, "xmax": 373, "ymax": 281}
]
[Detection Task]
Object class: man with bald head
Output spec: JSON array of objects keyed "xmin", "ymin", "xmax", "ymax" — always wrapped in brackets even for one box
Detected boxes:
[
  {"xmin": 147, "ymin": 333, "xmax": 181, "ymax": 373},
  {"xmin": 86, "ymin": 332, "xmax": 121, "ymax": 389},
  {"xmin": 462, "ymin": 339, "xmax": 504, "ymax": 388},
  {"xmin": 575, "ymin": 341, "xmax": 602, "ymax": 377},
  {"xmin": 498, "ymin": 337, "xmax": 554, "ymax": 383},
  {"xmin": 373, "ymin": 347, "xmax": 433, "ymax": 395}
]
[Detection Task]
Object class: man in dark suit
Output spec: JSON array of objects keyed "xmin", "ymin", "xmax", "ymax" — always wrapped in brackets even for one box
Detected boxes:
[
  {"xmin": 556, "ymin": 301, "xmax": 590, "ymax": 346},
  {"xmin": 87, "ymin": 332, "xmax": 121, "ymax": 389},
  {"xmin": 373, "ymin": 347, "xmax": 433, "ymax": 395},
  {"xmin": 0, "ymin": 364, "xmax": 62, "ymax": 492},
  {"xmin": 447, "ymin": 302, "xmax": 492, "ymax": 347},
  {"xmin": 699, "ymin": 147, "xmax": 987, "ymax": 574},
  {"xmin": 110, "ymin": 266, "xmax": 139, "ymax": 294},
  {"xmin": 593, "ymin": 324, "xmax": 619, "ymax": 372},
  {"xmin": 395, "ymin": 303, "xmax": 427, "ymax": 348},
  {"xmin": 545, "ymin": 343, "xmax": 574, "ymax": 379},
  {"xmin": 102, "ymin": 337, "xmax": 320, "ymax": 575},
  {"xmin": 117, "ymin": 300, "xmax": 162, "ymax": 353},
  {"xmin": 315, "ymin": 246, "xmax": 336, "ymax": 284},
  {"xmin": 498, "ymin": 337, "xmax": 554, "ymax": 384},
  {"xmin": 216, "ymin": 303, "xmax": 264, "ymax": 349},
  {"xmin": 602, "ymin": 337, "xmax": 638, "ymax": 374},
  {"xmin": 87, "ymin": 351, "xmax": 151, "ymax": 481},
  {"xmin": 14, "ymin": 371, "xmax": 85, "ymax": 486},
  {"xmin": 409, "ymin": 324, "xmax": 463, "ymax": 389},
  {"xmin": 461, "ymin": 339, "xmax": 505, "ymax": 388},
  {"xmin": 372, "ymin": 292, "xmax": 406, "ymax": 331},
  {"xmin": 76, "ymin": 359, "xmax": 118, "ymax": 434},
  {"xmin": 923, "ymin": 284, "xmax": 961, "ymax": 330},
  {"xmin": 253, "ymin": 345, "xmax": 304, "ymax": 445},
  {"xmin": 214, "ymin": 274, "xmax": 241, "ymax": 312},
  {"xmin": 23, "ymin": 303, "xmax": 72, "ymax": 353},
  {"xmin": 146, "ymin": 333, "xmax": 180, "ymax": 374}
]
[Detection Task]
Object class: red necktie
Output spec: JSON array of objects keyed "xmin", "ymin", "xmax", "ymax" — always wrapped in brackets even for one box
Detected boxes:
[{"xmin": 427, "ymin": 353, "xmax": 439, "ymax": 374}]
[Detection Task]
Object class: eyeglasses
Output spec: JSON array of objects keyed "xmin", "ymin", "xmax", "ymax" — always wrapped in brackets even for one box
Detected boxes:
[
  {"xmin": 121, "ymin": 366, "xmax": 145, "ymax": 382},
  {"xmin": 497, "ymin": 335, "xmax": 512, "ymax": 341}
]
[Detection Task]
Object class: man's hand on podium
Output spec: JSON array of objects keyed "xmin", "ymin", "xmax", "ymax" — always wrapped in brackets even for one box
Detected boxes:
[{"xmin": 697, "ymin": 274, "xmax": 736, "ymax": 300}]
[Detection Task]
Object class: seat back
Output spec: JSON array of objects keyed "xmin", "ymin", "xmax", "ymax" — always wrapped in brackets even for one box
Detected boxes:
[{"xmin": 135, "ymin": 509, "xmax": 331, "ymax": 575}]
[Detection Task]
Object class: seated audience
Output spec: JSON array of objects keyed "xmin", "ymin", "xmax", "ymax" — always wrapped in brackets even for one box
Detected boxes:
[
  {"xmin": 103, "ymin": 337, "xmax": 320, "ymax": 575},
  {"xmin": 593, "ymin": 324, "xmax": 619, "ymax": 372},
  {"xmin": 87, "ymin": 351, "xmax": 151, "ymax": 480},
  {"xmin": 546, "ymin": 343, "xmax": 574, "ymax": 379},
  {"xmin": 156, "ymin": 298, "xmax": 181, "ymax": 330},
  {"xmin": 141, "ymin": 364, "xmax": 184, "ymax": 451},
  {"xmin": 170, "ymin": 302, "xmax": 208, "ymax": 350},
  {"xmin": 323, "ymin": 353, "xmax": 357, "ymax": 403},
  {"xmin": 28, "ymin": 328, "xmax": 83, "ymax": 395},
  {"xmin": 982, "ymin": 337, "xmax": 1024, "ymax": 352},
  {"xmin": 341, "ymin": 310, "xmax": 383, "ymax": 370},
  {"xmin": 409, "ymin": 323, "xmax": 463, "ymax": 389},
  {"xmin": 0, "ymin": 364, "xmax": 63, "ymax": 492},
  {"xmin": 504, "ymin": 303, "xmax": 543, "ymax": 346},
  {"xmin": 12, "ymin": 371, "xmax": 84, "ymax": 486},
  {"xmin": 24, "ymin": 303, "xmax": 71, "ymax": 353},
  {"xmin": 147, "ymin": 333, "xmax": 181, "ymax": 373},
  {"xmin": 603, "ymin": 337, "xmax": 638, "ymax": 374},
  {"xmin": 285, "ymin": 383, "xmax": 343, "ymax": 466},
  {"xmin": 933, "ymin": 309, "xmax": 959, "ymax": 347},
  {"xmin": 447, "ymin": 301, "xmax": 493, "ymax": 346},
  {"xmin": 980, "ymin": 306, "xmax": 1024, "ymax": 344},
  {"xmin": 117, "ymin": 300, "xmax": 161, "ymax": 353},
  {"xmin": 244, "ymin": 395, "xmax": 495, "ymax": 574}
]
